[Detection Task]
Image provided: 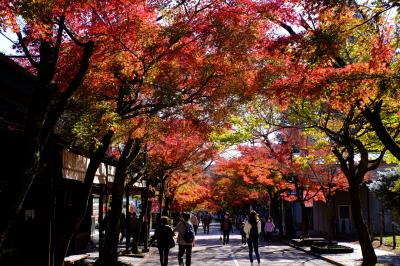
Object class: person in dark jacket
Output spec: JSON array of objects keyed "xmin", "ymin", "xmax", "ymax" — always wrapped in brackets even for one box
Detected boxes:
[
  {"xmin": 151, "ymin": 216, "xmax": 175, "ymax": 266},
  {"xmin": 220, "ymin": 212, "xmax": 233, "ymax": 245},
  {"xmin": 119, "ymin": 213, "xmax": 126, "ymax": 243}
]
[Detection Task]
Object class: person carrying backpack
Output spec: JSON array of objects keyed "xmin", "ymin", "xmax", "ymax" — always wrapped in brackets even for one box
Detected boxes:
[
  {"xmin": 243, "ymin": 210, "xmax": 261, "ymax": 266},
  {"xmin": 174, "ymin": 212, "xmax": 195, "ymax": 266}
]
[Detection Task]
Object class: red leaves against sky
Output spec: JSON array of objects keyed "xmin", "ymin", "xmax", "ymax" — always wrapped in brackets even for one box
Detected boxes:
[
  {"xmin": 2, "ymin": 0, "xmax": 389, "ymax": 210},
  {"xmin": 212, "ymin": 128, "xmax": 348, "ymax": 207}
]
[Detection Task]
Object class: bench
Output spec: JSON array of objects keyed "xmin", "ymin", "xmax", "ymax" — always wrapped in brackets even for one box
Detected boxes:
[{"xmin": 64, "ymin": 254, "xmax": 89, "ymax": 266}]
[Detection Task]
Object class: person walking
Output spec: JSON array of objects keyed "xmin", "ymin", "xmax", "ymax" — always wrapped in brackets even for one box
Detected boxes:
[
  {"xmin": 264, "ymin": 217, "xmax": 275, "ymax": 245},
  {"xmin": 150, "ymin": 216, "xmax": 175, "ymax": 266},
  {"xmin": 244, "ymin": 210, "xmax": 261, "ymax": 266},
  {"xmin": 220, "ymin": 212, "xmax": 233, "ymax": 245},
  {"xmin": 190, "ymin": 213, "xmax": 199, "ymax": 235},
  {"xmin": 174, "ymin": 212, "xmax": 195, "ymax": 266},
  {"xmin": 203, "ymin": 212, "xmax": 211, "ymax": 234},
  {"xmin": 126, "ymin": 212, "xmax": 138, "ymax": 249},
  {"xmin": 119, "ymin": 212, "xmax": 126, "ymax": 244},
  {"xmin": 240, "ymin": 221, "xmax": 247, "ymax": 245}
]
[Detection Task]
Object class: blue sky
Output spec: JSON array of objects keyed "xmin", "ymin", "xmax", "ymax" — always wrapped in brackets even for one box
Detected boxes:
[{"xmin": 0, "ymin": 31, "xmax": 18, "ymax": 55}]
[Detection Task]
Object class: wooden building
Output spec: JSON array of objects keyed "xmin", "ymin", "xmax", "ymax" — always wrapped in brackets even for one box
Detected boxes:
[{"xmin": 0, "ymin": 54, "xmax": 115, "ymax": 265}]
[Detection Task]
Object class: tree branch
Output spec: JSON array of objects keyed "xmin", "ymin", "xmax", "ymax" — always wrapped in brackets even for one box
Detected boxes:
[
  {"xmin": 16, "ymin": 32, "xmax": 39, "ymax": 68},
  {"xmin": 54, "ymin": 15, "xmax": 65, "ymax": 63}
]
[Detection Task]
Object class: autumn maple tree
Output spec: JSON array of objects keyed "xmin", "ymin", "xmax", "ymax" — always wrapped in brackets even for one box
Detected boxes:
[
  {"xmin": 250, "ymin": 1, "xmax": 398, "ymax": 263},
  {"xmin": 71, "ymin": 1, "xmax": 270, "ymax": 263},
  {"xmin": 49, "ymin": 0, "xmax": 266, "ymax": 264},
  {"xmin": 3, "ymin": 1, "xmax": 399, "ymax": 265},
  {"xmin": 291, "ymin": 134, "xmax": 348, "ymax": 241},
  {"xmin": 145, "ymin": 119, "xmax": 217, "ymax": 214}
]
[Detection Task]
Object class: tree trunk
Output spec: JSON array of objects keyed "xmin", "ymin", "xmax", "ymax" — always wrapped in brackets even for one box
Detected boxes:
[
  {"xmin": 53, "ymin": 130, "xmax": 113, "ymax": 266},
  {"xmin": 301, "ymin": 204, "xmax": 311, "ymax": 238},
  {"xmin": 99, "ymin": 138, "xmax": 140, "ymax": 266},
  {"xmin": 391, "ymin": 214, "xmax": 397, "ymax": 249},
  {"xmin": 275, "ymin": 194, "xmax": 283, "ymax": 237},
  {"xmin": 99, "ymin": 174, "xmax": 124, "ymax": 265},
  {"xmin": 349, "ymin": 184, "xmax": 377, "ymax": 266},
  {"xmin": 326, "ymin": 198, "xmax": 334, "ymax": 244}
]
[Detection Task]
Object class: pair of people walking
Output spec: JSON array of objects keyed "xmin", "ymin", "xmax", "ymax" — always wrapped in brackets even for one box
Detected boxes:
[
  {"xmin": 243, "ymin": 211, "xmax": 276, "ymax": 265},
  {"xmin": 152, "ymin": 213, "xmax": 195, "ymax": 266}
]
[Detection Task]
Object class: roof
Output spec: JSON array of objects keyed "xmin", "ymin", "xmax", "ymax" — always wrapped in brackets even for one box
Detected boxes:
[{"xmin": 0, "ymin": 54, "xmax": 35, "ymax": 131}]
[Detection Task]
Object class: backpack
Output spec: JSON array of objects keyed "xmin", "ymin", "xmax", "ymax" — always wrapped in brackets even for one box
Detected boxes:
[{"xmin": 182, "ymin": 222, "xmax": 195, "ymax": 243}]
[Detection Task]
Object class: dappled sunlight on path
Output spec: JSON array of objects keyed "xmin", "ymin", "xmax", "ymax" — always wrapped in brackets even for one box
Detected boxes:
[{"xmin": 138, "ymin": 223, "xmax": 334, "ymax": 266}]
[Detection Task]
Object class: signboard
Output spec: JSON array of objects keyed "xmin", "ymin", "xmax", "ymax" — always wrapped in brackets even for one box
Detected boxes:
[{"xmin": 151, "ymin": 199, "xmax": 160, "ymax": 213}]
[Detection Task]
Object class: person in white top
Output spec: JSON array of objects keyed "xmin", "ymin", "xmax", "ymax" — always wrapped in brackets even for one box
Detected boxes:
[
  {"xmin": 174, "ymin": 212, "xmax": 195, "ymax": 266},
  {"xmin": 190, "ymin": 213, "xmax": 199, "ymax": 235},
  {"xmin": 243, "ymin": 210, "xmax": 261, "ymax": 266}
]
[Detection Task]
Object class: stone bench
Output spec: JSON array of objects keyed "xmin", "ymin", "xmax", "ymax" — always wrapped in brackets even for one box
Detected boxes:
[
  {"xmin": 312, "ymin": 240, "xmax": 338, "ymax": 246},
  {"xmin": 64, "ymin": 254, "xmax": 89, "ymax": 266}
]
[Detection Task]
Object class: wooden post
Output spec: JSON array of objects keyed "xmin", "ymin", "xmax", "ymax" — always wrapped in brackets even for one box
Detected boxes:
[
  {"xmin": 48, "ymin": 147, "xmax": 57, "ymax": 266},
  {"xmin": 392, "ymin": 219, "xmax": 397, "ymax": 249},
  {"xmin": 380, "ymin": 206, "xmax": 384, "ymax": 246},
  {"xmin": 125, "ymin": 190, "xmax": 130, "ymax": 250},
  {"xmin": 98, "ymin": 184, "xmax": 104, "ymax": 257}
]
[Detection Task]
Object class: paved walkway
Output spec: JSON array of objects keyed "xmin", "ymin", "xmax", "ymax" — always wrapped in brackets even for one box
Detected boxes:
[
  {"xmin": 82, "ymin": 223, "xmax": 400, "ymax": 266},
  {"xmin": 138, "ymin": 233, "xmax": 334, "ymax": 266}
]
